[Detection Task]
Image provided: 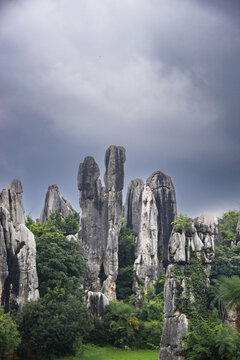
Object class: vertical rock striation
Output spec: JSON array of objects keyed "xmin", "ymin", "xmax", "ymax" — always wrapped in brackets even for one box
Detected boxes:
[
  {"xmin": 159, "ymin": 212, "xmax": 216, "ymax": 360},
  {"xmin": 237, "ymin": 213, "xmax": 240, "ymax": 242},
  {"xmin": 124, "ymin": 179, "xmax": 144, "ymax": 236},
  {"xmin": 124, "ymin": 170, "xmax": 177, "ymax": 294},
  {"xmin": 0, "ymin": 181, "xmax": 39, "ymax": 312},
  {"xmin": 146, "ymin": 171, "xmax": 177, "ymax": 268},
  {"xmin": 78, "ymin": 145, "xmax": 126, "ymax": 305},
  {"xmin": 133, "ymin": 185, "xmax": 159, "ymax": 295},
  {"xmin": 40, "ymin": 184, "xmax": 76, "ymax": 222}
]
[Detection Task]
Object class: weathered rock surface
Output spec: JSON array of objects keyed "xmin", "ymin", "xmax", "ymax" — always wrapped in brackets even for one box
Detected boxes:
[
  {"xmin": 237, "ymin": 213, "xmax": 240, "ymax": 241},
  {"xmin": 78, "ymin": 145, "xmax": 126, "ymax": 304},
  {"xmin": 124, "ymin": 179, "xmax": 144, "ymax": 235},
  {"xmin": 159, "ymin": 213, "xmax": 216, "ymax": 360},
  {"xmin": 0, "ymin": 181, "xmax": 39, "ymax": 312},
  {"xmin": 124, "ymin": 170, "xmax": 177, "ymax": 295},
  {"xmin": 40, "ymin": 184, "xmax": 76, "ymax": 222},
  {"xmin": 146, "ymin": 171, "xmax": 177, "ymax": 267},
  {"xmin": 87, "ymin": 291, "xmax": 109, "ymax": 317},
  {"xmin": 133, "ymin": 185, "xmax": 159, "ymax": 294}
]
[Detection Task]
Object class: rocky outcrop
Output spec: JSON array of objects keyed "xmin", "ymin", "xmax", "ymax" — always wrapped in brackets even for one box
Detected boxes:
[
  {"xmin": 124, "ymin": 171, "xmax": 177, "ymax": 295},
  {"xmin": 159, "ymin": 213, "xmax": 216, "ymax": 360},
  {"xmin": 124, "ymin": 179, "xmax": 144, "ymax": 236},
  {"xmin": 0, "ymin": 181, "xmax": 39, "ymax": 312},
  {"xmin": 146, "ymin": 171, "xmax": 177, "ymax": 268},
  {"xmin": 40, "ymin": 184, "xmax": 76, "ymax": 222},
  {"xmin": 78, "ymin": 145, "xmax": 126, "ymax": 304},
  {"xmin": 237, "ymin": 213, "xmax": 240, "ymax": 242},
  {"xmin": 133, "ymin": 185, "xmax": 159, "ymax": 295}
]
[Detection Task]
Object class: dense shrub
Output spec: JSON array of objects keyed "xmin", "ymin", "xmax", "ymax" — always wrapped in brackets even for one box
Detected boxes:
[{"xmin": 0, "ymin": 307, "xmax": 21, "ymax": 359}]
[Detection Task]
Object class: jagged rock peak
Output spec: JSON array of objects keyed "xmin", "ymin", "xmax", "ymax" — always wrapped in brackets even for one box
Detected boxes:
[
  {"xmin": 146, "ymin": 170, "xmax": 177, "ymax": 267},
  {"xmin": 40, "ymin": 184, "xmax": 76, "ymax": 223},
  {"xmin": 104, "ymin": 145, "xmax": 126, "ymax": 191},
  {"xmin": 194, "ymin": 212, "xmax": 217, "ymax": 234},
  {"xmin": 0, "ymin": 184, "xmax": 25, "ymax": 227},
  {"xmin": 78, "ymin": 145, "xmax": 126, "ymax": 307},
  {"xmin": 10, "ymin": 179, "xmax": 23, "ymax": 194},
  {"xmin": 124, "ymin": 178, "xmax": 144, "ymax": 235},
  {"xmin": 0, "ymin": 183, "xmax": 39, "ymax": 312}
]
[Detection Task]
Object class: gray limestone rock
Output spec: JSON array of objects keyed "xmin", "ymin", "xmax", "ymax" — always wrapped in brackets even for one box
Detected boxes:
[
  {"xmin": 236, "ymin": 213, "xmax": 240, "ymax": 241},
  {"xmin": 78, "ymin": 146, "xmax": 126, "ymax": 304},
  {"xmin": 0, "ymin": 182, "xmax": 39, "ymax": 312},
  {"xmin": 133, "ymin": 185, "xmax": 159, "ymax": 294},
  {"xmin": 159, "ymin": 212, "xmax": 216, "ymax": 360},
  {"xmin": 146, "ymin": 171, "xmax": 177, "ymax": 267},
  {"xmin": 124, "ymin": 179, "xmax": 144, "ymax": 235},
  {"xmin": 40, "ymin": 184, "xmax": 76, "ymax": 222},
  {"xmin": 87, "ymin": 291, "xmax": 109, "ymax": 317}
]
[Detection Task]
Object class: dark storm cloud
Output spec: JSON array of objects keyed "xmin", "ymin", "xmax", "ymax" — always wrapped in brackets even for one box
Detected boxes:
[{"xmin": 0, "ymin": 0, "xmax": 240, "ymax": 218}]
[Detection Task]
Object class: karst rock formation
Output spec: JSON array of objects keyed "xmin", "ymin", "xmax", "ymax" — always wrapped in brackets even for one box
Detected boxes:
[
  {"xmin": 124, "ymin": 170, "xmax": 177, "ymax": 294},
  {"xmin": 159, "ymin": 212, "xmax": 216, "ymax": 360},
  {"xmin": 40, "ymin": 184, "xmax": 76, "ymax": 222},
  {"xmin": 133, "ymin": 185, "xmax": 159, "ymax": 295},
  {"xmin": 0, "ymin": 180, "xmax": 39, "ymax": 312},
  {"xmin": 78, "ymin": 145, "xmax": 126, "ymax": 306},
  {"xmin": 237, "ymin": 212, "xmax": 240, "ymax": 242}
]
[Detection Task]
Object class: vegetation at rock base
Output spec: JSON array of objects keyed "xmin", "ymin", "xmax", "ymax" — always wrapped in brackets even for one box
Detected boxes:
[
  {"xmin": 216, "ymin": 210, "xmax": 239, "ymax": 246},
  {"xmin": 116, "ymin": 226, "xmax": 136, "ymax": 300},
  {"xmin": 0, "ymin": 307, "xmax": 21, "ymax": 359},
  {"xmin": 17, "ymin": 212, "xmax": 93, "ymax": 359}
]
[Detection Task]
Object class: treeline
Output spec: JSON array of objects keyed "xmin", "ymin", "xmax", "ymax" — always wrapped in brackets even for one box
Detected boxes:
[{"xmin": 0, "ymin": 211, "xmax": 240, "ymax": 359}]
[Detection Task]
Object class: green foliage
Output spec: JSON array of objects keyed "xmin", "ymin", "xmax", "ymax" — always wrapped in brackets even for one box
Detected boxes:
[
  {"xmin": 116, "ymin": 226, "xmax": 136, "ymax": 300},
  {"xmin": 118, "ymin": 226, "xmax": 136, "ymax": 268},
  {"xmin": 26, "ymin": 211, "xmax": 80, "ymax": 237},
  {"xmin": 171, "ymin": 213, "xmax": 193, "ymax": 235},
  {"xmin": 0, "ymin": 307, "xmax": 21, "ymax": 358},
  {"xmin": 18, "ymin": 295, "xmax": 93, "ymax": 359},
  {"xmin": 19, "ymin": 212, "xmax": 92, "ymax": 359},
  {"xmin": 182, "ymin": 315, "xmax": 240, "ymax": 360},
  {"xmin": 216, "ymin": 210, "xmax": 239, "ymax": 246},
  {"xmin": 174, "ymin": 258, "xmax": 209, "ymax": 316},
  {"xmin": 210, "ymin": 245, "xmax": 240, "ymax": 280},
  {"xmin": 91, "ymin": 284, "xmax": 164, "ymax": 350}
]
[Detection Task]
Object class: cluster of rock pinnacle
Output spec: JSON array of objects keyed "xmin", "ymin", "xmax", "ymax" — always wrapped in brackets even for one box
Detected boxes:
[{"xmin": 1, "ymin": 145, "xmax": 237, "ymax": 360}]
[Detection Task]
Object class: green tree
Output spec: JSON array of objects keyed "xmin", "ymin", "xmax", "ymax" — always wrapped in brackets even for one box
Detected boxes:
[
  {"xmin": 18, "ymin": 294, "xmax": 92, "ymax": 359},
  {"xmin": 19, "ymin": 212, "xmax": 92, "ymax": 359},
  {"xmin": 216, "ymin": 210, "xmax": 239, "ymax": 246},
  {"xmin": 0, "ymin": 307, "xmax": 21, "ymax": 359},
  {"xmin": 116, "ymin": 226, "xmax": 136, "ymax": 300},
  {"xmin": 213, "ymin": 276, "xmax": 240, "ymax": 332}
]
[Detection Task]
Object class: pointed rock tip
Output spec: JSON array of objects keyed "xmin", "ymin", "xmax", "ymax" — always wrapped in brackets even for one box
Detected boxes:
[{"xmin": 10, "ymin": 179, "xmax": 23, "ymax": 194}]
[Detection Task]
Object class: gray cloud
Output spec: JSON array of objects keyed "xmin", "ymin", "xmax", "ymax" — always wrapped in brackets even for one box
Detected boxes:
[{"xmin": 0, "ymin": 0, "xmax": 240, "ymax": 218}]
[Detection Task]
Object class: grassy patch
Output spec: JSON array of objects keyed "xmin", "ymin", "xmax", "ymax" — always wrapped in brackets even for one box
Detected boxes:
[{"xmin": 59, "ymin": 344, "xmax": 159, "ymax": 360}]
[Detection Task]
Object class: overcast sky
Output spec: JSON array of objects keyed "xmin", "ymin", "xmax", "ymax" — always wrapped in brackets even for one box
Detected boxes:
[{"xmin": 0, "ymin": 0, "xmax": 240, "ymax": 219}]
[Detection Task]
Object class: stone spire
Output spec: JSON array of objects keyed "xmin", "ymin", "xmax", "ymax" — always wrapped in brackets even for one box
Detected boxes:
[
  {"xmin": 40, "ymin": 184, "xmax": 76, "ymax": 222},
  {"xmin": 78, "ymin": 145, "xmax": 126, "ymax": 304},
  {"xmin": 0, "ymin": 180, "xmax": 39, "ymax": 312}
]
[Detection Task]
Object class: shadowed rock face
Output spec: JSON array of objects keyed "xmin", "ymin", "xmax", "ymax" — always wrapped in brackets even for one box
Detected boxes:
[
  {"xmin": 78, "ymin": 146, "xmax": 126, "ymax": 303},
  {"xmin": 0, "ymin": 181, "xmax": 39, "ymax": 312},
  {"xmin": 40, "ymin": 184, "xmax": 76, "ymax": 222},
  {"xmin": 133, "ymin": 185, "xmax": 159, "ymax": 295},
  {"xmin": 146, "ymin": 171, "xmax": 177, "ymax": 268},
  {"xmin": 237, "ymin": 213, "xmax": 240, "ymax": 241},
  {"xmin": 159, "ymin": 213, "xmax": 216, "ymax": 360},
  {"xmin": 124, "ymin": 171, "xmax": 177, "ymax": 295},
  {"xmin": 124, "ymin": 179, "xmax": 144, "ymax": 236}
]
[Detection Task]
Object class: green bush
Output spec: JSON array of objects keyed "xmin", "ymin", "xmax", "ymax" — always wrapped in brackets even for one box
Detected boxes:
[
  {"xmin": 0, "ymin": 307, "xmax": 21, "ymax": 359},
  {"xmin": 18, "ymin": 294, "xmax": 92, "ymax": 359}
]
